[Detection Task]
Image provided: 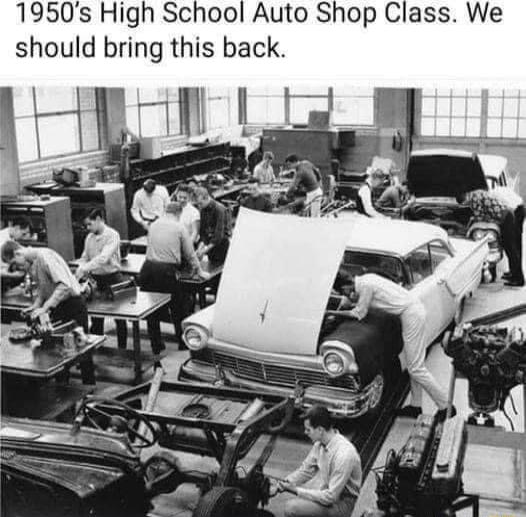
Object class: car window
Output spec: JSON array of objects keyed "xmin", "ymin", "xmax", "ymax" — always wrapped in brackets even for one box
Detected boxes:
[
  {"xmin": 405, "ymin": 245, "xmax": 433, "ymax": 284},
  {"xmin": 429, "ymin": 240, "xmax": 452, "ymax": 270},
  {"xmin": 340, "ymin": 250, "xmax": 406, "ymax": 285}
]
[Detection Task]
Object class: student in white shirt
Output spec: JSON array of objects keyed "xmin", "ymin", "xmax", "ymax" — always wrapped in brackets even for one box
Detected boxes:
[
  {"xmin": 174, "ymin": 184, "xmax": 200, "ymax": 244},
  {"xmin": 356, "ymin": 169, "xmax": 387, "ymax": 218},
  {"xmin": 130, "ymin": 179, "xmax": 169, "ymax": 233},
  {"xmin": 253, "ymin": 151, "xmax": 276, "ymax": 183}
]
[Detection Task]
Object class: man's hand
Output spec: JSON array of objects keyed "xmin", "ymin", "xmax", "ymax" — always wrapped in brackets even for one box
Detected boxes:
[
  {"xmin": 75, "ymin": 265, "xmax": 87, "ymax": 280},
  {"xmin": 30, "ymin": 307, "xmax": 48, "ymax": 320},
  {"xmin": 278, "ymin": 481, "xmax": 298, "ymax": 495},
  {"xmin": 141, "ymin": 221, "xmax": 150, "ymax": 231},
  {"xmin": 21, "ymin": 303, "xmax": 39, "ymax": 318},
  {"xmin": 197, "ymin": 268, "xmax": 211, "ymax": 280},
  {"xmin": 325, "ymin": 309, "xmax": 358, "ymax": 319},
  {"xmin": 196, "ymin": 244, "xmax": 207, "ymax": 259}
]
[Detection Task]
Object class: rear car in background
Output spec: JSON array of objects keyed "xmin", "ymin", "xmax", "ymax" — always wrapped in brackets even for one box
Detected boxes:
[
  {"xmin": 179, "ymin": 210, "xmax": 488, "ymax": 419},
  {"xmin": 405, "ymin": 149, "xmax": 509, "ymax": 281}
]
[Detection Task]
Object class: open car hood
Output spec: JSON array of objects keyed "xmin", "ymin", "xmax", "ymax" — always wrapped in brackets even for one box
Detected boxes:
[
  {"xmin": 407, "ymin": 149, "xmax": 487, "ymax": 198},
  {"xmin": 213, "ymin": 209, "xmax": 352, "ymax": 355}
]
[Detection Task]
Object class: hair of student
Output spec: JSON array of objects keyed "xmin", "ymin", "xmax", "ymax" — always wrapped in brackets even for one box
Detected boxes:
[
  {"xmin": 302, "ymin": 405, "xmax": 332, "ymax": 431},
  {"xmin": 193, "ymin": 186, "xmax": 210, "ymax": 199},
  {"xmin": 285, "ymin": 154, "xmax": 299, "ymax": 164},
  {"xmin": 86, "ymin": 208, "xmax": 106, "ymax": 221},
  {"xmin": 263, "ymin": 151, "xmax": 274, "ymax": 160},
  {"xmin": 1, "ymin": 240, "xmax": 22, "ymax": 263}
]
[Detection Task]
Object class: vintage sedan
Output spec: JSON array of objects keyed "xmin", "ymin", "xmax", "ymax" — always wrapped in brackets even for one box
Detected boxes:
[
  {"xmin": 179, "ymin": 210, "xmax": 488, "ymax": 418},
  {"xmin": 405, "ymin": 149, "xmax": 507, "ymax": 280}
]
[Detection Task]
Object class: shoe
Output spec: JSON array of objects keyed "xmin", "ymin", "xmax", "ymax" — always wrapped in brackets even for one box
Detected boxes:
[
  {"xmin": 504, "ymin": 279, "xmax": 525, "ymax": 287},
  {"xmin": 502, "ymin": 271, "xmax": 513, "ymax": 279},
  {"xmin": 396, "ymin": 405, "xmax": 422, "ymax": 418},
  {"xmin": 436, "ymin": 405, "xmax": 457, "ymax": 422}
]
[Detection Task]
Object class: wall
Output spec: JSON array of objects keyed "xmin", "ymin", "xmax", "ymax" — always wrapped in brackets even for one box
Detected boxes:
[{"xmin": 0, "ymin": 88, "xmax": 21, "ymax": 195}]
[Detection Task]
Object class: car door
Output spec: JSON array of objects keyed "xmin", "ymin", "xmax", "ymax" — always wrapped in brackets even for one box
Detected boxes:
[{"xmin": 406, "ymin": 243, "xmax": 455, "ymax": 344}]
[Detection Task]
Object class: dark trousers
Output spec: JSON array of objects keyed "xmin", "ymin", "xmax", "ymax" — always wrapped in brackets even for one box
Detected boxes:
[
  {"xmin": 208, "ymin": 238, "xmax": 230, "ymax": 265},
  {"xmin": 51, "ymin": 296, "xmax": 89, "ymax": 332},
  {"xmin": 515, "ymin": 204, "xmax": 525, "ymax": 268},
  {"xmin": 139, "ymin": 260, "xmax": 191, "ymax": 352},
  {"xmin": 500, "ymin": 211, "xmax": 524, "ymax": 282},
  {"xmin": 91, "ymin": 272, "xmax": 128, "ymax": 348}
]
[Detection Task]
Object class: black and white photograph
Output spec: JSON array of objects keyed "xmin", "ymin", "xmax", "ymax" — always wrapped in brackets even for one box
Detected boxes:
[{"xmin": 0, "ymin": 84, "xmax": 525, "ymax": 517}]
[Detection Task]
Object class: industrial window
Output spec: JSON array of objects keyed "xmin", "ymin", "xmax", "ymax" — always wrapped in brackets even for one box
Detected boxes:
[
  {"xmin": 13, "ymin": 87, "xmax": 105, "ymax": 163},
  {"xmin": 333, "ymin": 87, "xmax": 375, "ymax": 126},
  {"xmin": 243, "ymin": 87, "xmax": 376, "ymax": 126},
  {"xmin": 288, "ymin": 87, "xmax": 330, "ymax": 125},
  {"xmin": 246, "ymin": 87, "xmax": 285, "ymax": 124},
  {"xmin": 487, "ymin": 89, "xmax": 526, "ymax": 139},
  {"xmin": 125, "ymin": 88, "xmax": 183, "ymax": 138},
  {"xmin": 205, "ymin": 88, "xmax": 238, "ymax": 130},
  {"xmin": 420, "ymin": 89, "xmax": 482, "ymax": 137}
]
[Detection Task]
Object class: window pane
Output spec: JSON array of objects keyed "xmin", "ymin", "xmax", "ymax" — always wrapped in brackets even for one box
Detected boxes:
[
  {"xmin": 333, "ymin": 97, "xmax": 374, "ymax": 125},
  {"xmin": 247, "ymin": 97, "xmax": 284, "ymax": 124},
  {"xmin": 139, "ymin": 88, "xmax": 167, "ymax": 103},
  {"xmin": 78, "ymin": 88, "xmax": 96, "ymax": 110},
  {"xmin": 81, "ymin": 111, "xmax": 99, "ymax": 151},
  {"xmin": 519, "ymin": 99, "xmax": 526, "ymax": 117},
  {"xmin": 36, "ymin": 87, "xmax": 77, "ymax": 113},
  {"xmin": 38, "ymin": 114, "xmax": 80, "ymax": 157},
  {"xmin": 126, "ymin": 106, "xmax": 140, "ymax": 136},
  {"xmin": 168, "ymin": 103, "xmax": 181, "ymax": 134},
  {"xmin": 502, "ymin": 119, "xmax": 517, "ymax": 138},
  {"xmin": 421, "ymin": 117, "xmax": 435, "ymax": 136},
  {"xmin": 467, "ymin": 98, "xmax": 481, "ymax": 116},
  {"xmin": 488, "ymin": 97, "xmax": 502, "ymax": 117},
  {"xmin": 504, "ymin": 89, "xmax": 519, "ymax": 98},
  {"xmin": 207, "ymin": 98, "xmax": 230, "ymax": 129},
  {"xmin": 436, "ymin": 97, "xmax": 450, "ymax": 116},
  {"xmin": 15, "ymin": 118, "xmax": 38, "ymax": 162},
  {"xmin": 435, "ymin": 118, "xmax": 450, "ymax": 136},
  {"xmin": 290, "ymin": 97, "xmax": 328, "ymax": 124},
  {"xmin": 451, "ymin": 118, "xmax": 465, "ymax": 137},
  {"xmin": 466, "ymin": 118, "xmax": 480, "ymax": 137},
  {"xmin": 125, "ymin": 88, "xmax": 138, "ymax": 106},
  {"xmin": 451, "ymin": 97, "xmax": 466, "ymax": 116},
  {"xmin": 503, "ymin": 98, "xmax": 519, "ymax": 118},
  {"xmin": 289, "ymin": 86, "xmax": 328, "ymax": 96},
  {"xmin": 487, "ymin": 118, "xmax": 502, "ymax": 137},
  {"xmin": 13, "ymin": 87, "xmax": 34, "ymax": 117},
  {"xmin": 421, "ymin": 97, "xmax": 435, "ymax": 116},
  {"xmin": 140, "ymin": 105, "xmax": 167, "ymax": 137},
  {"xmin": 247, "ymin": 86, "xmax": 284, "ymax": 97},
  {"xmin": 518, "ymin": 119, "xmax": 526, "ymax": 138}
]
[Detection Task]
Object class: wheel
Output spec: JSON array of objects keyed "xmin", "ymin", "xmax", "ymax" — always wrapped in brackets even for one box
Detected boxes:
[
  {"xmin": 193, "ymin": 487, "xmax": 251, "ymax": 517},
  {"xmin": 368, "ymin": 358, "xmax": 402, "ymax": 414}
]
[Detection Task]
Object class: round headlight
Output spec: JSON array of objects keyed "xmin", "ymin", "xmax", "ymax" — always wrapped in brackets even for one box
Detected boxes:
[
  {"xmin": 323, "ymin": 352, "xmax": 345, "ymax": 377},
  {"xmin": 183, "ymin": 326, "xmax": 209, "ymax": 351},
  {"xmin": 485, "ymin": 230, "xmax": 498, "ymax": 243},
  {"xmin": 471, "ymin": 229, "xmax": 485, "ymax": 240}
]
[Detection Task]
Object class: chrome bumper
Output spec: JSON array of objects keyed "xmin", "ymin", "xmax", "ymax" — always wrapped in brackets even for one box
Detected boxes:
[{"xmin": 179, "ymin": 359, "xmax": 380, "ymax": 418}]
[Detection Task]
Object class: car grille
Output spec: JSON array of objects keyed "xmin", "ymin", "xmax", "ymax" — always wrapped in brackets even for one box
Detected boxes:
[{"xmin": 198, "ymin": 350, "xmax": 360, "ymax": 391}]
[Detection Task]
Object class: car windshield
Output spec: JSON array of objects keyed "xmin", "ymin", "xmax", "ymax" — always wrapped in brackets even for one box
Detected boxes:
[{"xmin": 339, "ymin": 250, "xmax": 405, "ymax": 285}]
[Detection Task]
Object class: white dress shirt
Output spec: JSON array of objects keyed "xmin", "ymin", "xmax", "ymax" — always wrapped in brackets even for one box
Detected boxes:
[{"xmin": 131, "ymin": 185, "xmax": 170, "ymax": 225}]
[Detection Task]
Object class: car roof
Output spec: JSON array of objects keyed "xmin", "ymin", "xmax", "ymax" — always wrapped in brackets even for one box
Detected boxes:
[
  {"xmin": 346, "ymin": 216, "xmax": 449, "ymax": 256},
  {"xmin": 478, "ymin": 154, "xmax": 508, "ymax": 179}
]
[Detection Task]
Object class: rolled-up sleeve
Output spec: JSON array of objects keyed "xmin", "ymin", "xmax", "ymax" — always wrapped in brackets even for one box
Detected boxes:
[
  {"xmin": 296, "ymin": 452, "xmax": 356, "ymax": 506},
  {"xmin": 286, "ymin": 447, "xmax": 319, "ymax": 486},
  {"xmin": 349, "ymin": 283, "xmax": 373, "ymax": 320}
]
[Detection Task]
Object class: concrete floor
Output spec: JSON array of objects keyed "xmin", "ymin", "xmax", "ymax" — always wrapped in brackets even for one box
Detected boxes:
[{"xmin": 86, "ymin": 268, "xmax": 525, "ymax": 517}]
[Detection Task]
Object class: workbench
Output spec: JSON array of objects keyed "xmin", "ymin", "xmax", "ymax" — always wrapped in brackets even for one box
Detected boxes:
[
  {"xmin": 70, "ymin": 254, "xmax": 223, "ymax": 309},
  {"xmin": 1, "ymin": 287, "xmax": 171, "ymax": 384},
  {"xmin": 1, "ymin": 331, "xmax": 105, "ymax": 420}
]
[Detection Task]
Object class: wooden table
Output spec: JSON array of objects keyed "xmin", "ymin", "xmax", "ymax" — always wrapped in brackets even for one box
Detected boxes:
[
  {"xmin": 1, "ymin": 287, "xmax": 171, "ymax": 384},
  {"xmin": 1, "ymin": 332, "xmax": 105, "ymax": 381},
  {"xmin": 70, "ymin": 254, "xmax": 223, "ymax": 309}
]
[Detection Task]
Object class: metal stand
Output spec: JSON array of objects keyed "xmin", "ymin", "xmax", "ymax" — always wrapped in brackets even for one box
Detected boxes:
[{"xmin": 447, "ymin": 366, "xmax": 526, "ymax": 503}]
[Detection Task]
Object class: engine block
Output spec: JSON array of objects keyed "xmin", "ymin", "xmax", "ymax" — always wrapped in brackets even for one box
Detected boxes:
[{"xmin": 446, "ymin": 324, "xmax": 526, "ymax": 414}]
